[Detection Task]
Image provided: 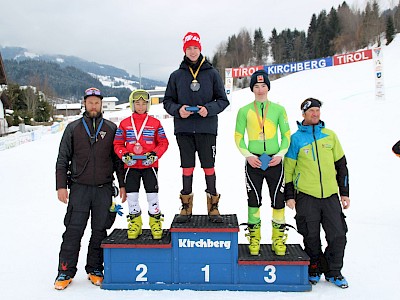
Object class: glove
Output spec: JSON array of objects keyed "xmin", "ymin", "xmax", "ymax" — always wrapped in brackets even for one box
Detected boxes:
[
  {"xmin": 112, "ymin": 182, "xmax": 119, "ymax": 197},
  {"xmin": 143, "ymin": 151, "xmax": 158, "ymax": 166},
  {"xmin": 122, "ymin": 153, "xmax": 137, "ymax": 166},
  {"xmin": 109, "ymin": 202, "xmax": 124, "ymax": 216}
]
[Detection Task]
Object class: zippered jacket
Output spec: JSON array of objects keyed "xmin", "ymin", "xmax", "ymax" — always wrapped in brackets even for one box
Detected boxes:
[
  {"xmin": 113, "ymin": 112, "xmax": 169, "ymax": 169},
  {"xmin": 235, "ymin": 100, "xmax": 290, "ymax": 157},
  {"xmin": 56, "ymin": 114, "xmax": 125, "ymax": 189},
  {"xmin": 284, "ymin": 121, "xmax": 349, "ymax": 199},
  {"xmin": 163, "ymin": 55, "xmax": 229, "ymax": 135}
]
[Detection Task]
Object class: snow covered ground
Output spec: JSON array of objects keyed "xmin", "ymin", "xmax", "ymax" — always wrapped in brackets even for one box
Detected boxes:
[{"xmin": 1, "ymin": 36, "xmax": 400, "ymax": 300}]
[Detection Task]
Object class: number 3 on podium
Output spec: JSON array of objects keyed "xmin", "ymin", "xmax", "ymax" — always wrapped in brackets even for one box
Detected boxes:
[{"xmin": 264, "ymin": 265, "xmax": 276, "ymax": 283}]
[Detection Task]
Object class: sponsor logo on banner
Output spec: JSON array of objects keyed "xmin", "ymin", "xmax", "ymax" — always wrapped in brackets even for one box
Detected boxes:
[
  {"xmin": 265, "ymin": 58, "xmax": 332, "ymax": 75},
  {"xmin": 230, "ymin": 58, "xmax": 332, "ymax": 78},
  {"xmin": 373, "ymin": 48, "xmax": 385, "ymax": 100},
  {"xmin": 225, "ymin": 68, "xmax": 232, "ymax": 78},
  {"xmin": 178, "ymin": 238, "xmax": 231, "ymax": 250},
  {"xmin": 231, "ymin": 65, "xmax": 263, "ymax": 78},
  {"xmin": 333, "ymin": 49, "xmax": 373, "ymax": 65}
]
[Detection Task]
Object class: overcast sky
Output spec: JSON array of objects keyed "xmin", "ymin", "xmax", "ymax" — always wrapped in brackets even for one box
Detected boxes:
[{"xmin": 0, "ymin": 0, "xmax": 391, "ymax": 82}]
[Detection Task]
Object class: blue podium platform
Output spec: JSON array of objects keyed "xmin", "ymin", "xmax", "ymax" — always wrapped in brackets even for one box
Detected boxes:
[{"xmin": 101, "ymin": 214, "xmax": 311, "ymax": 292}]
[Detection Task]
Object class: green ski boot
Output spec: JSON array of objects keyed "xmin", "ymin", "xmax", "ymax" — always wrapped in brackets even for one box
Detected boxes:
[
  {"xmin": 271, "ymin": 220, "xmax": 288, "ymax": 256},
  {"xmin": 245, "ymin": 223, "xmax": 261, "ymax": 256},
  {"xmin": 127, "ymin": 213, "xmax": 142, "ymax": 239},
  {"xmin": 149, "ymin": 212, "xmax": 164, "ymax": 240}
]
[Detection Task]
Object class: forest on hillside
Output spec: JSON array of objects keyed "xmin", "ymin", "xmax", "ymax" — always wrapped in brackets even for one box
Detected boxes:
[
  {"xmin": 211, "ymin": 1, "xmax": 399, "ymax": 85},
  {"xmin": 1, "ymin": 0, "xmax": 398, "ymax": 126}
]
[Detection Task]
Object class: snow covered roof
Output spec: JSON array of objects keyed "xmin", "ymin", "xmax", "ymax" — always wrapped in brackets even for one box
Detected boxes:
[
  {"xmin": 103, "ymin": 96, "xmax": 119, "ymax": 102},
  {"xmin": 55, "ymin": 103, "xmax": 82, "ymax": 110}
]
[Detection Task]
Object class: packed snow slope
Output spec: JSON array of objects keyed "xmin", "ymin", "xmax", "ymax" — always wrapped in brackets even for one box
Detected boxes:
[{"xmin": 1, "ymin": 36, "xmax": 400, "ymax": 299}]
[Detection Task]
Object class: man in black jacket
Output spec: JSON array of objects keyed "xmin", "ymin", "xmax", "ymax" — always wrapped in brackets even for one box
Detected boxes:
[
  {"xmin": 163, "ymin": 32, "xmax": 229, "ymax": 223},
  {"xmin": 54, "ymin": 87, "xmax": 126, "ymax": 290}
]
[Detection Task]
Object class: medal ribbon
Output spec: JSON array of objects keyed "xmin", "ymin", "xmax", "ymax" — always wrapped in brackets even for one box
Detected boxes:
[
  {"xmin": 188, "ymin": 57, "xmax": 206, "ymax": 81},
  {"xmin": 253, "ymin": 101, "xmax": 269, "ymax": 136},
  {"xmin": 131, "ymin": 114, "xmax": 149, "ymax": 143},
  {"xmin": 82, "ymin": 118, "xmax": 103, "ymax": 144}
]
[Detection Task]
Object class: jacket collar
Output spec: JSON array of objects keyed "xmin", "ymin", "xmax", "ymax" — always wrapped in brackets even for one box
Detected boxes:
[{"xmin": 297, "ymin": 120, "xmax": 325, "ymax": 133}]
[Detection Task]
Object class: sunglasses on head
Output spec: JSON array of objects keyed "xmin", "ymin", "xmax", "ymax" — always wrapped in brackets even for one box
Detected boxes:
[
  {"xmin": 84, "ymin": 88, "xmax": 102, "ymax": 97},
  {"xmin": 301, "ymin": 98, "xmax": 322, "ymax": 113}
]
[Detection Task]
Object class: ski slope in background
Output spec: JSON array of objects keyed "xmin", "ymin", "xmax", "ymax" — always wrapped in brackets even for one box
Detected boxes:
[{"xmin": 1, "ymin": 36, "xmax": 400, "ymax": 300}]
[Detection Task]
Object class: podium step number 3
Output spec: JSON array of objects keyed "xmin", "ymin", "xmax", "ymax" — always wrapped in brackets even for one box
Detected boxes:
[{"xmin": 101, "ymin": 214, "xmax": 311, "ymax": 291}]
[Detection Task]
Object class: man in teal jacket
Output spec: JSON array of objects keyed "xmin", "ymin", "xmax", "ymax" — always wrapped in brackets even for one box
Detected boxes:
[{"xmin": 284, "ymin": 98, "xmax": 350, "ymax": 289}]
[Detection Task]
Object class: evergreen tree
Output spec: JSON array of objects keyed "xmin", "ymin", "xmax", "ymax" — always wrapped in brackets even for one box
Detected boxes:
[
  {"xmin": 269, "ymin": 28, "xmax": 285, "ymax": 63},
  {"xmin": 394, "ymin": 1, "xmax": 400, "ymax": 32},
  {"xmin": 253, "ymin": 28, "xmax": 267, "ymax": 65},
  {"xmin": 315, "ymin": 10, "xmax": 330, "ymax": 57},
  {"xmin": 293, "ymin": 31, "xmax": 307, "ymax": 61},
  {"xmin": 327, "ymin": 7, "xmax": 341, "ymax": 55},
  {"xmin": 385, "ymin": 14, "xmax": 396, "ymax": 45},
  {"xmin": 35, "ymin": 93, "xmax": 52, "ymax": 122},
  {"xmin": 14, "ymin": 89, "xmax": 27, "ymax": 111},
  {"xmin": 306, "ymin": 14, "xmax": 318, "ymax": 59}
]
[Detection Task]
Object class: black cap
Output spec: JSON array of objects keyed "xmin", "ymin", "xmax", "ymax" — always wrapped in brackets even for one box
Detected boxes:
[
  {"xmin": 250, "ymin": 70, "xmax": 270, "ymax": 91},
  {"xmin": 300, "ymin": 98, "xmax": 322, "ymax": 113}
]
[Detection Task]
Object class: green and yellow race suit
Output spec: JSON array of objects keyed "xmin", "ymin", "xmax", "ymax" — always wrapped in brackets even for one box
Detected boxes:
[{"xmin": 235, "ymin": 100, "xmax": 290, "ymax": 157}]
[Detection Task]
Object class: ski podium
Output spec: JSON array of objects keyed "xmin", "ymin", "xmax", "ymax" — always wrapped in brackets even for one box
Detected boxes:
[{"xmin": 101, "ymin": 214, "xmax": 311, "ymax": 291}]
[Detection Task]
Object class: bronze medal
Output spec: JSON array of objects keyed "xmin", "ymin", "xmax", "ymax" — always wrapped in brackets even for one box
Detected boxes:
[
  {"xmin": 254, "ymin": 101, "xmax": 269, "ymax": 142},
  {"xmin": 133, "ymin": 143, "xmax": 143, "ymax": 154}
]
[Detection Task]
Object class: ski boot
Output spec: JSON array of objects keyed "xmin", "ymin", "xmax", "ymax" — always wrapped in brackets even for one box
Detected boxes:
[
  {"xmin": 271, "ymin": 220, "xmax": 288, "ymax": 256},
  {"xmin": 326, "ymin": 275, "xmax": 349, "ymax": 288},
  {"xmin": 308, "ymin": 262, "xmax": 322, "ymax": 285},
  {"xmin": 175, "ymin": 193, "xmax": 193, "ymax": 223},
  {"xmin": 54, "ymin": 273, "xmax": 72, "ymax": 290},
  {"xmin": 149, "ymin": 212, "xmax": 164, "ymax": 239},
  {"xmin": 207, "ymin": 193, "xmax": 223, "ymax": 223},
  {"xmin": 87, "ymin": 269, "xmax": 103, "ymax": 286},
  {"xmin": 127, "ymin": 212, "xmax": 142, "ymax": 239},
  {"xmin": 245, "ymin": 223, "xmax": 261, "ymax": 256}
]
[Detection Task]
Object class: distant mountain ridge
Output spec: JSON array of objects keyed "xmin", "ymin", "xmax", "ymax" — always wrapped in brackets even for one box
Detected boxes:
[
  {"xmin": 1, "ymin": 46, "xmax": 130, "ymax": 78},
  {"xmin": 0, "ymin": 46, "xmax": 166, "ymax": 91}
]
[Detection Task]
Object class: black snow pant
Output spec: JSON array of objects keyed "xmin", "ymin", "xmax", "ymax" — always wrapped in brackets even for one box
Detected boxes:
[
  {"xmin": 57, "ymin": 182, "xmax": 115, "ymax": 277},
  {"xmin": 294, "ymin": 192, "xmax": 348, "ymax": 277},
  {"xmin": 245, "ymin": 160, "xmax": 285, "ymax": 209}
]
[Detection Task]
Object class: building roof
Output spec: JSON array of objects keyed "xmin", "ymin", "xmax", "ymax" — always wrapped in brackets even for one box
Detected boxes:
[
  {"xmin": 55, "ymin": 103, "xmax": 82, "ymax": 110},
  {"xmin": 102, "ymin": 96, "xmax": 119, "ymax": 102}
]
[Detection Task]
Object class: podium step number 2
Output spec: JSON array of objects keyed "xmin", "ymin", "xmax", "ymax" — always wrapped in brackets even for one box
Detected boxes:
[{"xmin": 101, "ymin": 214, "xmax": 311, "ymax": 291}]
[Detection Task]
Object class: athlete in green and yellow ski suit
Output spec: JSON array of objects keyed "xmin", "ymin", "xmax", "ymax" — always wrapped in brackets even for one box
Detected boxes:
[{"xmin": 234, "ymin": 69, "xmax": 290, "ymax": 256}]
